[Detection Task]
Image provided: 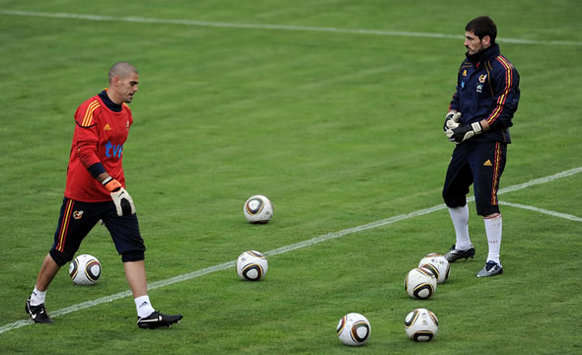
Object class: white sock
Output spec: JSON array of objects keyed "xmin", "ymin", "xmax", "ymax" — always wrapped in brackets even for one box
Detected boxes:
[
  {"xmin": 484, "ymin": 215, "xmax": 502, "ymax": 266},
  {"xmin": 448, "ymin": 205, "xmax": 472, "ymax": 250},
  {"xmin": 29, "ymin": 287, "xmax": 46, "ymax": 306},
  {"xmin": 135, "ymin": 295, "xmax": 155, "ymax": 318}
]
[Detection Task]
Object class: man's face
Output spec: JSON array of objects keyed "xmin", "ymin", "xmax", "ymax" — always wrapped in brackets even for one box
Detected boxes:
[
  {"xmin": 114, "ymin": 72, "xmax": 139, "ymax": 103},
  {"xmin": 464, "ymin": 31, "xmax": 489, "ymax": 55}
]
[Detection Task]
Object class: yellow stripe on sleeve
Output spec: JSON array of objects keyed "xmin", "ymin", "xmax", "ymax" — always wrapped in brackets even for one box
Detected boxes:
[{"xmin": 81, "ymin": 101, "xmax": 100, "ymax": 127}]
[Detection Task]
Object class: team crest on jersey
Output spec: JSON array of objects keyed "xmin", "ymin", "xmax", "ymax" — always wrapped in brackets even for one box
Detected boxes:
[
  {"xmin": 104, "ymin": 123, "xmax": 112, "ymax": 131},
  {"xmin": 462, "ymin": 69, "xmax": 468, "ymax": 77},
  {"xmin": 73, "ymin": 210, "xmax": 84, "ymax": 220},
  {"xmin": 479, "ymin": 74, "xmax": 487, "ymax": 83}
]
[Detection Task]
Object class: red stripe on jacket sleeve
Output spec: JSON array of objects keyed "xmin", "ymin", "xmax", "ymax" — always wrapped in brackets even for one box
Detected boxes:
[{"xmin": 486, "ymin": 56, "xmax": 513, "ymax": 126}]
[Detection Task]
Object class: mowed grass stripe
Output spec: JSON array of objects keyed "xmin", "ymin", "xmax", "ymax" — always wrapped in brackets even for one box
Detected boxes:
[
  {"xmin": 1, "ymin": 165, "xmax": 580, "ymax": 335},
  {"xmin": 2, "ymin": 9, "xmax": 582, "ymax": 47}
]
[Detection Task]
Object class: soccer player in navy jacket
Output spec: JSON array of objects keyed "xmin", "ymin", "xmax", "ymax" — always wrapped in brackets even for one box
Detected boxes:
[{"xmin": 443, "ymin": 16, "xmax": 520, "ymax": 277}]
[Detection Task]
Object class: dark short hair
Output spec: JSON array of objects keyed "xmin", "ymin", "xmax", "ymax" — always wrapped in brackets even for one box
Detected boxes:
[{"xmin": 465, "ymin": 16, "xmax": 497, "ymax": 44}]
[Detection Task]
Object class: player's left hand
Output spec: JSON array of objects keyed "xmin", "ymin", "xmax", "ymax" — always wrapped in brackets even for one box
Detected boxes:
[
  {"xmin": 103, "ymin": 177, "xmax": 136, "ymax": 216},
  {"xmin": 445, "ymin": 121, "xmax": 483, "ymax": 143},
  {"xmin": 110, "ymin": 188, "xmax": 136, "ymax": 216}
]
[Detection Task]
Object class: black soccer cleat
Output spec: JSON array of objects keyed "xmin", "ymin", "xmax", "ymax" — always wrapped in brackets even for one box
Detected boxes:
[
  {"xmin": 444, "ymin": 244, "xmax": 475, "ymax": 263},
  {"xmin": 137, "ymin": 311, "xmax": 183, "ymax": 329},
  {"xmin": 476, "ymin": 261, "xmax": 504, "ymax": 278},
  {"xmin": 25, "ymin": 299, "xmax": 53, "ymax": 324}
]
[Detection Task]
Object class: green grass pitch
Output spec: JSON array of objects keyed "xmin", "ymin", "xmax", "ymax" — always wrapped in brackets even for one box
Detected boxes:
[{"xmin": 1, "ymin": 1, "xmax": 581, "ymax": 354}]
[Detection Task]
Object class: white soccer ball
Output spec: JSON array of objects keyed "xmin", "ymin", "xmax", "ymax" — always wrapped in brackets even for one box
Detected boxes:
[
  {"xmin": 69, "ymin": 254, "xmax": 101, "ymax": 285},
  {"xmin": 404, "ymin": 308, "xmax": 439, "ymax": 342},
  {"xmin": 236, "ymin": 250, "xmax": 268, "ymax": 281},
  {"xmin": 405, "ymin": 267, "xmax": 437, "ymax": 299},
  {"xmin": 418, "ymin": 252, "xmax": 450, "ymax": 284},
  {"xmin": 243, "ymin": 195, "xmax": 273, "ymax": 223},
  {"xmin": 336, "ymin": 313, "xmax": 371, "ymax": 346}
]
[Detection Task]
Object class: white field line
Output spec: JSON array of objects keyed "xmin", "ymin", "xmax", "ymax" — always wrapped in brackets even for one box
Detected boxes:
[
  {"xmin": 499, "ymin": 201, "xmax": 582, "ymax": 222},
  {"xmin": 1, "ymin": 166, "xmax": 581, "ymax": 334},
  {"xmin": 2, "ymin": 10, "xmax": 582, "ymax": 47}
]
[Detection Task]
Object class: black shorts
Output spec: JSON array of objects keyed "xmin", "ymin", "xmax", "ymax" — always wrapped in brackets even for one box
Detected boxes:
[
  {"xmin": 442, "ymin": 141, "xmax": 507, "ymax": 216},
  {"xmin": 49, "ymin": 198, "xmax": 145, "ymax": 266}
]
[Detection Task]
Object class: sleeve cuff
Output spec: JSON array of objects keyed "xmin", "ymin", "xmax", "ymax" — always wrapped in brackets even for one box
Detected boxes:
[{"xmin": 87, "ymin": 162, "xmax": 106, "ymax": 179}]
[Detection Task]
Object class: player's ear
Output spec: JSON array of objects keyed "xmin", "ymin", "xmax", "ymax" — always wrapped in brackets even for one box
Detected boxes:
[
  {"xmin": 481, "ymin": 35, "xmax": 491, "ymax": 47},
  {"xmin": 110, "ymin": 75, "xmax": 120, "ymax": 87}
]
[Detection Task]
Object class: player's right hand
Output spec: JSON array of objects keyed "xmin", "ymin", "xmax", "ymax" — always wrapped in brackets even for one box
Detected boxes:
[
  {"xmin": 443, "ymin": 111, "xmax": 461, "ymax": 131},
  {"xmin": 103, "ymin": 177, "xmax": 136, "ymax": 216}
]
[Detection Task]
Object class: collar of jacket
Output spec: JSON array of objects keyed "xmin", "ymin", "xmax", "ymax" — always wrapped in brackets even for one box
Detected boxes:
[
  {"xmin": 465, "ymin": 43, "xmax": 500, "ymax": 65},
  {"xmin": 98, "ymin": 89, "xmax": 123, "ymax": 112}
]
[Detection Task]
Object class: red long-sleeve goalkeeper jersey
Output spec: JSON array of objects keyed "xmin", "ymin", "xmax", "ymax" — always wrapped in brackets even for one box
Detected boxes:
[{"xmin": 64, "ymin": 92, "xmax": 133, "ymax": 202}]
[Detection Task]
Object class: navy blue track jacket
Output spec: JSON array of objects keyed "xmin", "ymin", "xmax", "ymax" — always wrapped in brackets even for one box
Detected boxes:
[{"xmin": 450, "ymin": 44, "xmax": 520, "ymax": 143}]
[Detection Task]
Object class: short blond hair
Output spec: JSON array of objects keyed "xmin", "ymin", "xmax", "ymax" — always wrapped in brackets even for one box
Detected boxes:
[{"xmin": 108, "ymin": 62, "xmax": 138, "ymax": 83}]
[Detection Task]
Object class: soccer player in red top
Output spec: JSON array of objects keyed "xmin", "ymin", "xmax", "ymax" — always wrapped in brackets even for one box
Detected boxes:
[{"xmin": 26, "ymin": 62, "xmax": 182, "ymax": 328}]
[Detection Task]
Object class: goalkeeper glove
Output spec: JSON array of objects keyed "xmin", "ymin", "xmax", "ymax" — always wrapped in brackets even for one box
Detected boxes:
[
  {"xmin": 443, "ymin": 111, "xmax": 461, "ymax": 131},
  {"xmin": 445, "ymin": 121, "xmax": 483, "ymax": 143},
  {"xmin": 102, "ymin": 177, "xmax": 136, "ymax": 216}
]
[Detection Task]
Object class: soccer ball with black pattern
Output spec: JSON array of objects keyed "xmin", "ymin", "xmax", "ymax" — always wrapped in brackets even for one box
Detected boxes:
[
  {"xmin": 418, "ymin": 252, "xmax": 450, "ymax": 284},
  {"xmin": 243, "ymin": 195, "xmax": 273, "ymax": 223},
  {"xmin": 69, "ymin": 254, "xmax": 101, "ymax": 285},
  {"xmin": 236, "ymin": 250, "xmax": 268, "ymax": 281},
  {"xmin": 404, "ymin": 308, "xmax": 439, "ymax": 342},
  {"xmin": 336, "ymin": 312, "xmax": 371, "ymax": 346},
  {"xmin": 405, "ymin": 267, "xmax": 437, "ymax": 299}
]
